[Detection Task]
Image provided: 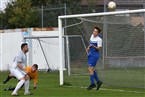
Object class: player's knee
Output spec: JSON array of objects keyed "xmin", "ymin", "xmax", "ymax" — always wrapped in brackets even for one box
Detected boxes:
[
  {"xmin": 88, "ymin": 68, "xmax": 93, "ymax": 73},
  {"xmin": 20, "ymin": 77, "xmax": 25, "ymax": 81},
  {"xmin": 88, "ymin": 67, "xmax": 94, "ymax": 74},
  {"xmin": 25, "ymin": 75, "xmax": 30, "ymax": 80}
]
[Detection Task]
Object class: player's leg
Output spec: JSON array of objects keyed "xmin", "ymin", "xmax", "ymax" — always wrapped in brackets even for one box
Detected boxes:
[
  {"xmin": 20, "ymin": 83, "xmax": 24, "ymax": 89},
  {"xmin": 87, "ymin": 66, "xmax": 96, "ymax": 90},
  {"xmin": 94, "ymin": 70, "xmax": 102, "ymax": 90},
  {"xmin": 4, "ymin": 81, "xmax": 24, "ymax": 91},
  {"xmin": 12, "ymin": 78, "xmax": 25, "ymax": 95},
  {"xmin": 87, "ymin": 55, "xmax": 96, "ymax": 90},
  {"xmin": 3, "ymin": 73, "xmax": 14, "ymax": 84},
  {"xmin": 9, "ymin": 87, "xmax": 15, "ymax": 91},
  {"xmin": 24, "ymin": 74, "xmax": 30, "ymax": 95},
  {"xmin": 3, "ymin": 86, "xmax": 15, "ymax": 91},
  {"xmin": 10, "ymin": 69, "xmax": 25, "ymax": 96},
  {"xmin": 93, "ymin": 56, "xmax": 102, "ymax": 90},
  {"xmin": 93, "ymin": 70, "xmax": 99, "ymax": 82}
]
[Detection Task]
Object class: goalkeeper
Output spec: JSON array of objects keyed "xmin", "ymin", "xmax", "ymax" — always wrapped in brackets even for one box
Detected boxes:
[{"xmin": 3, "ymin": 64, "xmax": 38, "ymax": 90}]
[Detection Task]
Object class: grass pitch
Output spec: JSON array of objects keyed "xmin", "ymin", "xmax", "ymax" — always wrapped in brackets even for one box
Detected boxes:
[{"xmin": 0, "ymin": 71, "xmax": 145, "ymax": 97}]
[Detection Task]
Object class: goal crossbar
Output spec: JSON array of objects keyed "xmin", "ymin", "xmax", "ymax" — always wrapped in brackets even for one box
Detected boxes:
[
  {"xmin": 23, "ymin": 35, "xmax": 82, "ymax": 39},
  {"xmin": 59, "ymin": 9, "xmax": 145, "ymax": 19}
]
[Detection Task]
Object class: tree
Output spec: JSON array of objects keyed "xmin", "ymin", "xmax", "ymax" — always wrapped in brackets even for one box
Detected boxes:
[
  {"xmin": 2, "ymin": 0, "xmax": 38, "ymax": 29},
  {"xmin": 0, "ymin": 0, "xmax": 99, "ymax": 29}
]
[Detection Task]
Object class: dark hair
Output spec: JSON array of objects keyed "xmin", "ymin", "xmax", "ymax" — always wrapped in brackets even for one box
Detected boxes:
[
  {"xmin": 94, "ymin": 26, "xmax": 101, "ymax": 33},
  {"xmin": 33, "ymin": 64, "xmax": 38, "ymax": 70},
  {"xmin": 21, "ymin": 43, "xmax": 28, "ymax": 50}
]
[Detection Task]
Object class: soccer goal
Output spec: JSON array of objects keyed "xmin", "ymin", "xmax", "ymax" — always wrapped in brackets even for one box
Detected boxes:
[
  {"xmin": 23, "ymin": 29, "xmax": 66, "ymax": 72},
  {"xmin": 58, "ymin": 9, "xmax": 145, "ymax": 89}
]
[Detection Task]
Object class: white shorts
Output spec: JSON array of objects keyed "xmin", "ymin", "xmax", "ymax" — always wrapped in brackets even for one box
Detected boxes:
[{"xmin": 10, "ymin": 68, "xmax": 27, "ymax": 80}]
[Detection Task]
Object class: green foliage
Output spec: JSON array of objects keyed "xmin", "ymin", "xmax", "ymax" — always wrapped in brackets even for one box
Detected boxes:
[
  {"xmin": 1, "ymin": 0, "xmax": 38, "ymax": 29},
  {"xmin": 0, "ymin": 0, "xmax": 100, "ymax": 29}
]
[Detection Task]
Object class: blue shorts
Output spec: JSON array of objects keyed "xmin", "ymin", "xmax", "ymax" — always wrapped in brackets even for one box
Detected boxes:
[{"xmin": 88, "ymin": 54, "xmax": 99, "ymax": 67}]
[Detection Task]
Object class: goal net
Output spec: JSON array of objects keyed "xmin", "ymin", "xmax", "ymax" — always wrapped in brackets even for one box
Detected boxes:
[{"xmin": 59, "ymin": 9, "xmax": 145, "ymax": 89}]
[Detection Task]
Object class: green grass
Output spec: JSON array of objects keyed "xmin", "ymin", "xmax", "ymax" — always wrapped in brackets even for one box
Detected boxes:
[
  {"xmin": 0, "ymin": 71, "xmax": 145, "ymax": 97},
  {"xmin": 64, "ymin": 68, "xmax": 145, "ymax": 88}
]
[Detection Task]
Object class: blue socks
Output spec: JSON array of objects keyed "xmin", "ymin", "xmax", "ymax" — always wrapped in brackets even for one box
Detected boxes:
[
  {"xmin": 90, "ymin": 75, "xmax": 95, "ymax": 84},
  {"xmin": 90, "ymin": 71, "xmax": 100, "ymax": 84},
  {"xmin": 94, "ymin": 71, "xmax": 100, "ymax": 82}
]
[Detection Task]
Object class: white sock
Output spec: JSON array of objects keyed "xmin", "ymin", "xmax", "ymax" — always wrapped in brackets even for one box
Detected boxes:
[
  {"xmin": 24, "ymin": 79, "xmax": 30, "ymax": 93},
  {"xmin": 12, "ymin": 80, "xmax": 25, "ymax": 94}
]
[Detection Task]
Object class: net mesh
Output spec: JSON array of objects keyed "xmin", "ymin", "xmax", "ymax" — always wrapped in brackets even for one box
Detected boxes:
[{"xmin": 62, "ymin": 12, "xmax": 145, "ymax": 89}]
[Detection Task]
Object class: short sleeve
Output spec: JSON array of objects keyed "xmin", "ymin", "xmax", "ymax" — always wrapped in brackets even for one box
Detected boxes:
[{"xmin": 98, "ymin": 38, "xmax": 102, "ymax": 47}]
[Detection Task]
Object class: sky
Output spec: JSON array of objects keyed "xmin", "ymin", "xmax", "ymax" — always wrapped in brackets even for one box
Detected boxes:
[{"xmin": 0, "ymin": 0, "xmax": 9, "ymax": 11}]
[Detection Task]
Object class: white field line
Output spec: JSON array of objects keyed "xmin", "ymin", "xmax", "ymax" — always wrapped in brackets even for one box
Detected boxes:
[
  {"xmin": 0, "ymin": 83, "xmax": 145, "ymax": 94},
  {"xmin": 64, "ymin": 86, "xmax": 145, "ymax": 94}
]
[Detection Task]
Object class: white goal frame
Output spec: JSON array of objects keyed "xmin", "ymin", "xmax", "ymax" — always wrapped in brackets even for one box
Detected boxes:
[{"xmin": 58, "ymin": 9, "xmax": 145, "ymax": 85}]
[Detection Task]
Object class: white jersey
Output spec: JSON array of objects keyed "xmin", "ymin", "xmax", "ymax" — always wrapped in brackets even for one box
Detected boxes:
[
  {"xmin": 90, "ymin": 34, "xmax": 102, "ymax": 47},
  {"xmin": 89, "ymin": 34, "xmax": 102, "ymax": 54},
  {"xmin": 10, "ymin": 50, "xmax": 27, "ymax": 69}
]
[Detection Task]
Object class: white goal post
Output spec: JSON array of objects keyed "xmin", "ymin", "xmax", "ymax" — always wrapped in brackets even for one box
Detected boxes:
[{"xmin": 58, "ymin": 9, "xmax": 145, "ymax": 85}]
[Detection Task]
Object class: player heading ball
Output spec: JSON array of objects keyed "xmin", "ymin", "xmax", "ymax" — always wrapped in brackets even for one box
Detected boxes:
[{"xmin": 86, "ymin": 26, "xmax": 102, "ymax": 90}]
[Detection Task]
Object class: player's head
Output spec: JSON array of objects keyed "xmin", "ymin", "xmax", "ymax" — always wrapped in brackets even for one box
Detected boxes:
[
  {"xmin": 21, "ymin": 43, "xmax": 28, "ymax": 53},
  {"xmin": 93, "ymin": 26, "xmax": 101, "ymax": 37},
  {"xmin": 32, "ymin": 64, "xmax": 38, "ymax": 72}
]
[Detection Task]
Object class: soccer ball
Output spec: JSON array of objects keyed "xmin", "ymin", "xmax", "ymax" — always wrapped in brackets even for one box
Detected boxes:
[{"xmin": 108, "ymin": 1, "xmax": 116, "ymax": 11}]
